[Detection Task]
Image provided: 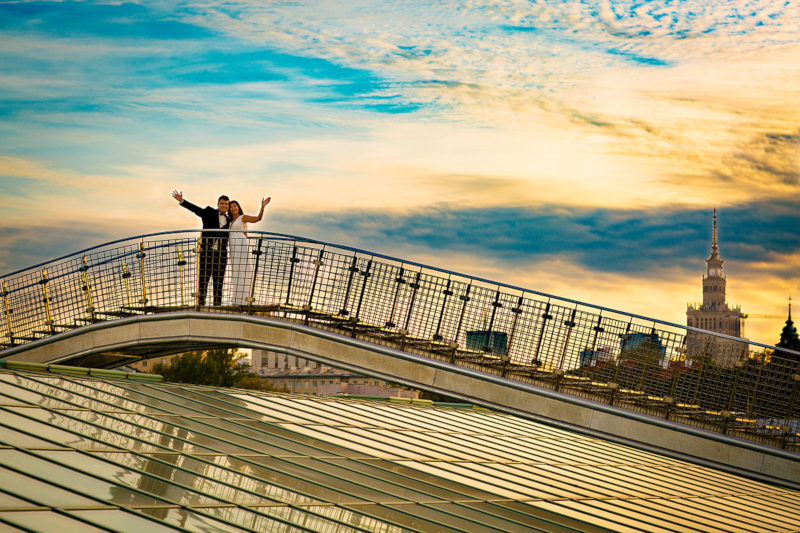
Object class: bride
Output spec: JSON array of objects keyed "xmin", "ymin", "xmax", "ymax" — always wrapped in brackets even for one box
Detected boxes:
[{"xmin": 227, "ymin": 197, "xmax": 271, "ymax": 306}]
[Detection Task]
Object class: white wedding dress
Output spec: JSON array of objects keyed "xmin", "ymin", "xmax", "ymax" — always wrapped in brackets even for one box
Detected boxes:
[{"xmin": 228, "ymin": 215, "xmax": 253, "ymax": 305}]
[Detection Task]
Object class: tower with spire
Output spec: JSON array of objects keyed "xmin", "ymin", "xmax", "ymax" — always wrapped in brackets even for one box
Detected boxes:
[
  {"xmin": 686, "ymin": 210, "xmax": 745, "ymax": 364},
  {"xmin": 776, "ymin": 296, "xmax": 800, "ymax": 359}
]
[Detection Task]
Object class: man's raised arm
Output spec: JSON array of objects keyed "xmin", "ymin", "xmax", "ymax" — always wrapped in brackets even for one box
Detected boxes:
[{"xmin": 172, "ymin": 190, "xmax": 203, "ymax": 217}]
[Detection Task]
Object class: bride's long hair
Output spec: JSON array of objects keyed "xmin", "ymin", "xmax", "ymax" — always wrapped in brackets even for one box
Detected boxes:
[{"xmin": 229, "ymin": 200, "xmax": 248, "ymax": 230}]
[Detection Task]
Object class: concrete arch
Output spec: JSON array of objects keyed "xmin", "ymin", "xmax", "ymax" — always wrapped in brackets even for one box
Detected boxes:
[{"xmin": 2, "ymin": 311, "xmax": 800, "ymax": 487}]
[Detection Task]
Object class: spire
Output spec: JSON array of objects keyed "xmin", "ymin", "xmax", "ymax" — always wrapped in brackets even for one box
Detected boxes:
[
  {"xmin": 712, "ymin": 208, "xmax": 718, "ymax": 255},
  {"xmin": 777, "ymin": 295, "xmax": 800, "ymax": 354},
  {"xmin": 706, "ymin": 208, "xmax": 722, "ymax": 265}
]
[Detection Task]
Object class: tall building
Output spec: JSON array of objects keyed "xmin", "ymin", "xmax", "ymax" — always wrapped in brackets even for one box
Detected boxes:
[{"xmin": 686, "ymin": 210, "xmax": 745, "ymax": 365}]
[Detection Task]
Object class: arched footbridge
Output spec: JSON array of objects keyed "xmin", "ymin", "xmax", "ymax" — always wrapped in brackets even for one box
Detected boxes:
[{"xmin": 2, "ymin": 231, "xmax": 800, "ymax": 486}]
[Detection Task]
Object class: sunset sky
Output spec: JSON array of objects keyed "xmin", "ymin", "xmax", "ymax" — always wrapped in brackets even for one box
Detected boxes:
[{"xmin": 0, "ymin": 0, "xmax": 798, "ymax": 345}]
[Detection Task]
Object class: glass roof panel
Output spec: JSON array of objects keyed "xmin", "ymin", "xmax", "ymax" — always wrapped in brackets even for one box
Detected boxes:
[
  {"xmin": 392, "ymin": 461, "xmax": 531, "ymax": 500},
  {"xmin": 205, "ymin": 455, "xmax": 359, "ymax": 504},
  {"xmin": 257, "ymin": 505, "xmax": 381, "ymax": 533},
  {"xmin": 525, "ymin": 501, "xmax": 658, "ymax": 533},
  {"xmin": 139, "ymin": 507, "xmax": 263, "ymax": 533},
  {"xmin": 0, "ymin": 490, "xmax": 39, "ymax": 509},
  {"xmin": 461, "ymin": 501, "xmax": 608, "ymax": 533},
  {"xmin": 343, "ymin": 504, "xmax": 465, "ymax": 533},
  {"xmin": 0, "ymin": 520, "xmax": 30, "ymax": 533},
  {"xmin": 247, "ymin": 455, "xmax": 403, "ymax": 503},
  {"xmin": 356, "ymin": 459, "xmax": 502, "ymax": 500},
  {"xmin": 38, "ymin": 449, "xmax": 274, "ymax": 507},
  {"xmin": 69, "ymin": 509, "xmax": 189, "ymax": 533},
  {"xmin": 0, "ymin": 423, "xmax": 68, "ymax": 449},
  {"xmin": 0, "ymin": 465, "xmax": 101, "ymax": 508},
  {"xmin": 8, "ymin": 374, "xmax": 169, "ymax": 414},
  {"xmin": 0, "ymin": 408, "xmax": 118, "ymax": 451},
  {"xmin": 288, "ymin": 457, "xmax": 439, "ymax": 502},
  {"xmin": 0, "ymin": 450, "xmax": 169, "ymax": 507},
  {"xmin": 2, "ymin": 367, "xmax": 800, "ymax": 533},
  {"xmin": 0, "ymin": 382, "xmax": 75, "ymax": 409},
  {"xmin": 0, "ymin": 510, "xmax": 112, "ymax": 533}
]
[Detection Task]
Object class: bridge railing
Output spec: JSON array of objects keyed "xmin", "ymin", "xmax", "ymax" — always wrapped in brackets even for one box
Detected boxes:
[{"xmin": 2, "ymin": 230, "xmax": 800, "ymax": 450}]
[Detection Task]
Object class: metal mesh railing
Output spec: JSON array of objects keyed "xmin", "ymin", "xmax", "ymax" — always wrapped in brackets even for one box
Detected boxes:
[{"xmin": 2, "ymin": 230, "xmax": 800, "ymax": 451}]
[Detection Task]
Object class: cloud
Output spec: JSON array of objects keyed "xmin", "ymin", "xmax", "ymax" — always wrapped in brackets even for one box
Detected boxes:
[{"xmin": 272, "ymin": 200, "xmax": 800, "ymax": 279}]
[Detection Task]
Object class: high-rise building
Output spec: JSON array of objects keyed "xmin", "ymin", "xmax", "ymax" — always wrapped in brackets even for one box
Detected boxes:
[{"xmin": 686, "ymin": 210, "xmax": 746, "ymax": 365}]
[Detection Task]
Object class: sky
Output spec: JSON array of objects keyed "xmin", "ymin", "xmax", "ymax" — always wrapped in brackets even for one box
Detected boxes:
[{"xmin": 0, "ymin": 0, "xmax": 798, "ymax": 346}]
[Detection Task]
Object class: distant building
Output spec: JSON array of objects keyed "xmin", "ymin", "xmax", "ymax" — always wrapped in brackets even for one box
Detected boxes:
[
  {"xmin": 129, "ymin": 354, "xmax": 178, "ymax": 372},
  {"xmin": 686, "ymin": 210, "xmax": 746, "ymax": 365},
  {"xmin": 776, "ymin": 297, "xmax": 800, "ymax": 361},
  {"xmin": 250, "ymin": 349, "xmax": 417, "ymax": 397}
]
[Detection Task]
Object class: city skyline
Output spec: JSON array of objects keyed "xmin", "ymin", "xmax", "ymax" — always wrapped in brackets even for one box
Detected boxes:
[{"xmin": 1, "ymin": 1, "xmax": 798, "ymax": 345}]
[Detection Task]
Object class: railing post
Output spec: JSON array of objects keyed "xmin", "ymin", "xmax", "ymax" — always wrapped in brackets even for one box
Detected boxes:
[
  {"xmin": 403, "ymin": 271, "xmax": 422, "ymax": 333},
  {"xmin": 502, "ymin": 295, "xmax": 524, "ymax": 378},
  {"xmin": 121, "ymin": 262, "xmax": 133, "ymax": 310},
  {"xmin": 177, "ymin": 246, "xmax": 187, "ymax": 307},
  {"xmin": 433, "ymin": 278, "xmax": 452, "ymax": 341},
  {"xmin": 79, "ymin": 255, "xmax": 96, "ymax": 323},
  {"xmin": 385, "ymin": 267, "xmax": 405, "ymax": 329},
  {"xmin": 39, "ymin": 268, "xmax": 54, "ymax": 334},
  {"xmin": 246, "ymin": 238, "xmax": 264, "ymax": 313},
  {"xmin": 612, "ymin": 320, "xmax": 633, "ymax": 385},
  {"xmin": 305, "ymin": 248, "xmax": 325, "ymax": 313},
  {"xmin": 353, "ymin": 260, "xmax": 372, "ymax": 324},
  {"xmin": 483, "ymin": 290, "xmax": 502, "ymax": 354},
  {"xmin": 136, "ymin": 242, "xmax": 148, "ymax": 312},
  {"xmin": 450, "ymin": 284, "xmax": 472, "ymax": 362},
  {"xmin": 2, "ymin": 281, "xmax": 14, "ymax": 345},
  {"xmin": 557, "ymin": 307, "xmax": 578, "ymax": 370},
  {"xmin": 590, "ymin": 314, "xmax": 604, "ymax": 353},
  {"xmin": 339, "ymin": 256, "xmax": 359, "ymax": 317},
  {"xmin": 532, "ymin": 301, "xmax": 552, "ymax": 367},
  {"xmin": 192, "ymin": 240, "xmax": 202, "ymax": 309},
  {"xmin": 285, "ymin": 245, "xmax": 300, "ymax": 306}
]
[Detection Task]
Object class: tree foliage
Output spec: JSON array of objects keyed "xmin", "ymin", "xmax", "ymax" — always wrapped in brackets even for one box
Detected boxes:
[{"xmin": 151, "ymin": 349, "xmax": 284, "ymax": 391}]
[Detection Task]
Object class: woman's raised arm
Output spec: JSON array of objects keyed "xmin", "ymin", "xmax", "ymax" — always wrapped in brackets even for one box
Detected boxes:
[{"xmin": 241, "ymin": 197, "xmax": 271, "ymax": 223}]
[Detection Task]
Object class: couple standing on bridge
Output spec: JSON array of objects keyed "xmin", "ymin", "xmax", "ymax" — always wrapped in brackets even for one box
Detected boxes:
[{"xmin": 172, "ymin": 191, "xmax": 271, "ymax": 307}]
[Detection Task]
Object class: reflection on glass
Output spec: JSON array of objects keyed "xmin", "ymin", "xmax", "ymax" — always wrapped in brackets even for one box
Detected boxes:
[
  {"xmin": 0, "ymin": 409, "xmax": 117, "ymax": 451},
  {"xmin": 0, "ymin": 386, "xmax": 72, "ymax": 409},
  {"xmin": 0, "ymin": 450, "xmax": 167, "ymax": 507},
  {"xmin": 109, "ymin": 412, "xmax": 252, "ymax": 455},
  {"xmin": 0, "ymin": 510, "xmax": 110, "ymax": 533},
  {"xmin": 36, "ymin": 450, "xmax": 229, "ymax": 507}
]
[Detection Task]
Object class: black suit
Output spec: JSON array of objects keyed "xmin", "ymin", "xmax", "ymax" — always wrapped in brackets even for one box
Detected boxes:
[{"xmin": 180, "ymin": 199, "xmax": 230, "ymax": 306}]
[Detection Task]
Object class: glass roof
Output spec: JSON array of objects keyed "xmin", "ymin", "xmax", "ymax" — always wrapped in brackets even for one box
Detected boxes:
[{"xmin": 0, "ymin": 366, "xmax": 799, "ymax": 533}]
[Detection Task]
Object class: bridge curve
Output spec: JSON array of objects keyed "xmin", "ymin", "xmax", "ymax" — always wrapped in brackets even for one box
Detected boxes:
[{"xmin": 2, "ymin": 230, "xmax": 800, "ymax": 461}]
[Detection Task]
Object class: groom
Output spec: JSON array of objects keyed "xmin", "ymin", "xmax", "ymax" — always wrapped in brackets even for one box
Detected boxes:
[{"xmin": 172, "ymin": 190, "xmax": 230, "ymax": 306}]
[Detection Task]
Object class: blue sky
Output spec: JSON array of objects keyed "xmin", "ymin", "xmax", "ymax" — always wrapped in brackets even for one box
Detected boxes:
[{"xmin": 0, "ymin": 0, "xmax": 798, "ymax": 344}]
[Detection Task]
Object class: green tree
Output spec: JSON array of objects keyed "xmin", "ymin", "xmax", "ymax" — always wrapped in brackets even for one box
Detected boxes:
[{"xmin": 151, "ymin": 349, "xmax": 283, "ymax": 390}]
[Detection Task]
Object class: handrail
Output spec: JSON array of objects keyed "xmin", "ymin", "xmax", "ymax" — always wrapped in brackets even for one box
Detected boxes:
[{"xmin": 1, "ymin": 229, "xmax": 793, "ymax": 355}]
